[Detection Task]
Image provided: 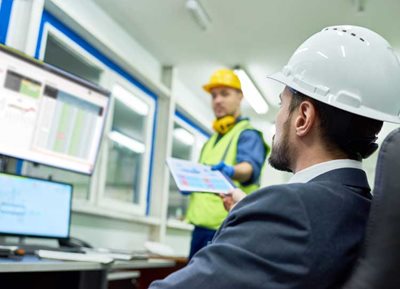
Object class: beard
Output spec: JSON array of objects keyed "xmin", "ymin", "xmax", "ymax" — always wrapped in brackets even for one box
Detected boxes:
[{"xmin": 268, "ymin": 120, "xmax": 293, "ymax": 173}]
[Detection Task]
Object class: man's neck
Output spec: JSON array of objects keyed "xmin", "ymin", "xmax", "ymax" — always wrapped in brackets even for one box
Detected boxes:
[{"xmin": 292, "ymin": 146, "xmax": 348, "ymax": 174}]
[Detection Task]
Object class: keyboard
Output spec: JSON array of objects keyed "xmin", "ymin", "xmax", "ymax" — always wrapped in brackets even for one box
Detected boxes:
[
  {"xmin": 19, "ymin": 245, "xmax": 83, "ymax": 254},
  {"xmin": 36, "ymin": 250, "xmax": 114, "ymax": 264}
]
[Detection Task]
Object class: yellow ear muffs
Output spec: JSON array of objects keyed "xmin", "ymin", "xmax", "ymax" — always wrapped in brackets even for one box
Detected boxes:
[{"xmin": 213, "ymin": 115, "xmax": 236, "ymax": 134}]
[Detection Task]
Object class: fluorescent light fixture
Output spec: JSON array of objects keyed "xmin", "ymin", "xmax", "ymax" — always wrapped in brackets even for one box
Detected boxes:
[
  {"xmin": 113, "ymin": 85, "xmax": 149, "ymax": 116},
  {"xmin": 186, "ymin": 0, "xmax": 211, "ymax": 30},
  {"xmin": 234, "ymin": 68, "xmax": 269, "ymax": 114},
  {"xmin": 173, "ymin": 128, "xmax": 195, "ymax": 146},
  {"xmin": 317, "ymin": 51, "xmax": 329, "ymax": 59},
  {"xmin": 340, "ymin": 45, "xmax": 346, "ymax": 57},
  {"xmin": 109, "ymin": 131, "xmax": 145, "ymax": 154}
]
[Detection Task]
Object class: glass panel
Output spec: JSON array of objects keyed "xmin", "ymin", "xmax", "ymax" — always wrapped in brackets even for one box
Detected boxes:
[
  {"xmin": 167, "ymin": 123, "xmax": 194, "ymax": 220},
  {"xmin": 44, "ymin": 33, "xmax": 103, "ymax": 84},
  {"xmin": 104, "ymin": 140, "xmax": 142, "ymax": 203},
  {"xmin": 112, "ymin": 98, "xmax": 146, "ymax": 142},
  {"xmin": 104, "ymin": 90, "xmax": 148, "ymax": 205}
]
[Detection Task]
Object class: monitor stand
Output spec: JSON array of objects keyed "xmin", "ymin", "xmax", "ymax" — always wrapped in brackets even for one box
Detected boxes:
[{"xmin": 58, "ymin": 237, "xmax": 93, "ymax": 249}]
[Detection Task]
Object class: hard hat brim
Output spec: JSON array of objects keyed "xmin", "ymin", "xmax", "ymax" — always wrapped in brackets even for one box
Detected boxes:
[
  {"xmin": 202, "ymin": 83, "xmax": 241, "ymax": 93},
  {"xmin": 266, "ymin": 71, "xmax": 286, "ymax": 86},
  {"xmin": 267, "ymin": 72, "xmax": 400, "ymax": 124}
]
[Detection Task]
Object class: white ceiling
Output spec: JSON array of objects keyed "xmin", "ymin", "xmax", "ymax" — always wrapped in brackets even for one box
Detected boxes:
[{"xmin": 92, "ymin": 0, "xmax": 400, "ymax": 123}]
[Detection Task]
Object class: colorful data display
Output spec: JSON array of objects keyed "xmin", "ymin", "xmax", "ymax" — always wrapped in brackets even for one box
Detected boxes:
[{"xmin": 0, "ymin": 47, "xmax": 109, "ymax": 174}]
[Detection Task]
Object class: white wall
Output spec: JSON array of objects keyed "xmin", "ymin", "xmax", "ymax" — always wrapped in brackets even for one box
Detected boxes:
[
  {"xmin": 172, "ymin": 75, "xmax": 214, "ymax": 130},
  {"xmin": 70, "ymin": 213, "xmax": 150, "ymax": 251},
  {"xmin": 164, "ymin": 228, "xmax": 192, "ymax": 257}
]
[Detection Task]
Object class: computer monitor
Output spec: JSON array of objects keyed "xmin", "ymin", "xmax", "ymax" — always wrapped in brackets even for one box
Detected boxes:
[
  {"xmin": 0, "ymin": 172, "xmax": 73, "ymax": 239},
  {"xmin": 0, "ymin": 45, "xmax": 110, "ymax": 174}
]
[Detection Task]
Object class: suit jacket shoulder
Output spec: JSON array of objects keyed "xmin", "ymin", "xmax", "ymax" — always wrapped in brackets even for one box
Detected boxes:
[{"xmin": 150, "ymin": 168, "xmax": 371, "ymax": 289}]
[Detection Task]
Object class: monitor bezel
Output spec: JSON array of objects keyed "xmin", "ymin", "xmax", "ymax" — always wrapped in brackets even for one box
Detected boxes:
[
  {"xmin": 0, "ymin": 171, "xmax": 73, "ymax": 240},
  {"xmin": 0, "ymin": 44, "xmax": 110, "ymax": 175}
]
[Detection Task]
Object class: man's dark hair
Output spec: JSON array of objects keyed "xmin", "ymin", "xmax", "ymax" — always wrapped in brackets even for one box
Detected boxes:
[{"xmin": 288, "ymin": 91, "xmax": 383, "ymax": 161}]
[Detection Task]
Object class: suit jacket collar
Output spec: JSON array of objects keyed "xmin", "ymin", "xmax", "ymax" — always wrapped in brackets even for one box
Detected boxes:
[
  {"xmin": 289, "ymin": 159, "xmax": 362, "ymax": 184},
  {"xmin": 310, "ymin": 168, "xmax": 371, "ymax": 192}
]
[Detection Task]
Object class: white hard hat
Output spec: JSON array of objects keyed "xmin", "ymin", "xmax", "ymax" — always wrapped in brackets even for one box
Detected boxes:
[{"xmin": 269, "ymin": 25, "xmax": 400, "ymax": 123}]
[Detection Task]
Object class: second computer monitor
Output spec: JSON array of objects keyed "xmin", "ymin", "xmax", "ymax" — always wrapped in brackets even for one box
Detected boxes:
[{"xmin": 0, "ymin": 172, "xmax": 73, "ymax": 239}]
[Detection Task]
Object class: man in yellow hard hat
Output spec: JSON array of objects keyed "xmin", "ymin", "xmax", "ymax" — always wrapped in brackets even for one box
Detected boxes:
[{"xmin": 185, "ymin": 68, "xmax": 269, "ymax": 258}]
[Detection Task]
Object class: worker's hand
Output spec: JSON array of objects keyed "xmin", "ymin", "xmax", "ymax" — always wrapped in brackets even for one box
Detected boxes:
[
  {"xmin": 211, "ymin": 162, "xmax": 235, "ymax": 178},
  {"xmin": 220, "ymin": 189, "xmax": 246, "ymax": 211}
]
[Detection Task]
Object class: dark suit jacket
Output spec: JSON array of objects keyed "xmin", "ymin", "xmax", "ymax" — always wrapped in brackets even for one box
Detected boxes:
[{"xmin": 150, "ymin": 168, "xmax": 372, "ymax": 289}]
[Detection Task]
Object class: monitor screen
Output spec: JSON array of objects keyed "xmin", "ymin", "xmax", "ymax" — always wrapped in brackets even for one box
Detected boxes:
[
  {"xmin": 0, "ymin": 45, "xmax": 109, "ymax": 174},
  {"xmin": 0, "ymin": 172, "xmax": 72, "ymax": 239}
]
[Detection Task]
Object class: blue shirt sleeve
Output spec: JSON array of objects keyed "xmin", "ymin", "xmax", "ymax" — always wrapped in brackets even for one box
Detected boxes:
[{"xmin": 236, "ymin": 129, "xmax": 267, "ymax": 186}]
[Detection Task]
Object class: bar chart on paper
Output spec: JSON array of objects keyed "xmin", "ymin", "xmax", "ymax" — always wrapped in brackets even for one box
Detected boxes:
[{"xmin": 167, "ymin": 158, "xmax": 234, "ymax": 194}]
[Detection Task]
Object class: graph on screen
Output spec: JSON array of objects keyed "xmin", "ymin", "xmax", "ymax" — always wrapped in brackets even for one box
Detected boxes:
[
  {"xmin": 0, "ymin": 172, "xmax": 72, "ymax": 238},
  {"xmin": 0, "ymin": 46, "xmax": 109, "ymax": 174}
]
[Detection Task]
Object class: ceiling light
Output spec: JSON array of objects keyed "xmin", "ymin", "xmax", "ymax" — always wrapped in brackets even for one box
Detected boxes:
[
  {"xmin": 109, "ymin": 131, "xmax": 145, "ymax": 154},
  {"xmin": 186, "ymin": 0, "xmax": 211, "ymax": 31},
  {"xmin": 173, "ymin": 128, "xmax": 195, "ymax": 146},
  {"xmin": 113, "ymin": 85, "xmax": 149, "ymax": 115},
  {"xmin": 234, "ymin": 68, "xmax": 269, "ymax": 114}
]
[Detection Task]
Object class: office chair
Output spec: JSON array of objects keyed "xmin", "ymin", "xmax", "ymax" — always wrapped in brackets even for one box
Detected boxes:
[{"xmin": 342, "ymin": 128, "xmax": 400, "ymax": 289}]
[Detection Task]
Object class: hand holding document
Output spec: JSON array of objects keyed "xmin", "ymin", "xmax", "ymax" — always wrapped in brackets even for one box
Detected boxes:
[
  {"xmin": 220, "ymin": 188, "xmax": 247, "ymax": 211},
  {"xmin": 167, "ymin": 158, "xmax": 235, "ymax": 194}
]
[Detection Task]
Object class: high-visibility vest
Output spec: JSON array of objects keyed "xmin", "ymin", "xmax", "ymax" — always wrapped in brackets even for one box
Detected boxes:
[{"xmin": 186, "ymin": 119, "xmax": 268, "ymax": 230}]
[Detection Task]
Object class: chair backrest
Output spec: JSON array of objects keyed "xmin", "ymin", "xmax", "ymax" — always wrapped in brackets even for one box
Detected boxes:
[{"xmin": 343, "ymin": 128, "xmax": 400, "ymax": 289}]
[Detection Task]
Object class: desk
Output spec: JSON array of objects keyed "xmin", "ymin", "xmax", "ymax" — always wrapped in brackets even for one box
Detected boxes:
[
  {"xmin": 128, "ymin": 257, "xmax": 188, "ymax": 289},
  {"xmin": 0, "ymin": 255, "xmax": 176, "ymax": 289}
]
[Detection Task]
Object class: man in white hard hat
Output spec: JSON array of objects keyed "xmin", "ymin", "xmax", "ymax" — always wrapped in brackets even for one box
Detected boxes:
[{"xmin": 150, "ymin": 26, "xmax": 400, "ymax": 289}]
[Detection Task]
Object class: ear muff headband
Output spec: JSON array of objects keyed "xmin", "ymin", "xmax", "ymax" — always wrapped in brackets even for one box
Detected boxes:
[{"xmin": 213, "ymin": 115, "xmax": 236, "ymax": 134}]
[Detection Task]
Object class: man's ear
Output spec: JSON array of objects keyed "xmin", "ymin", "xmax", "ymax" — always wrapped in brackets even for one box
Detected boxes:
[
  {"xmin": 294, "ymin": 101, "xmax": 316, "ymax": 137},
  {"xmin": 237, "ymin": 90, "xmax": 243, "ymax": 101}
]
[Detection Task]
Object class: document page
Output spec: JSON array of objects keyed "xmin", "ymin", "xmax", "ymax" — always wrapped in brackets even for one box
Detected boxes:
[{"xmin": 167, "ymin": 157, "xmax": 234, "ymax": 194}]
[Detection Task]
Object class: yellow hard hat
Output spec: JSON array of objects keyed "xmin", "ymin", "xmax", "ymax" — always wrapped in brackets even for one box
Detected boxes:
[{"xmin": 203, "ymin": 69, "xmax": 241, "ymax": 93}]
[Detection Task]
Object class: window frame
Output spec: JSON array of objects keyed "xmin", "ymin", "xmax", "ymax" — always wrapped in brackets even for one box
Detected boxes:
[
  {"xmin": 0, "ymin": 0, "xmax": 13, "ymax": 44},
  {"xmin": 166, "ymin": 111, "xmax": 210, "ymax": 229},
  {"xmin": 32, "ymin": 10, "xmax": 158, "ymax": 220},
  {"xmin": 33, "ymin": 23, "xmax": 107, "ymax": 209},
  {"xmin": 97, "ymin": 79, "xmax": 156, "ymax": 215}
]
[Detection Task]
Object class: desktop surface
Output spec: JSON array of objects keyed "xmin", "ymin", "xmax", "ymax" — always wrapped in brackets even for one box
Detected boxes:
[{"xmin": 0, "ymin": 254, "xmax": 175, "ymax": 272}]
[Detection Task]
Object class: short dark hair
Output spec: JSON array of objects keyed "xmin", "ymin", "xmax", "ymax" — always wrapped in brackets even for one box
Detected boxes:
[{"xmin": 288, "ymin": 90, "xmax": 383, "ymax": 160}]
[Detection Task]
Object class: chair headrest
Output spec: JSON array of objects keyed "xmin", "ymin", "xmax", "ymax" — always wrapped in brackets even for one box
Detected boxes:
[{"xmin": 343, "ymin": 127, "xmax": 400, "ymax": 289}]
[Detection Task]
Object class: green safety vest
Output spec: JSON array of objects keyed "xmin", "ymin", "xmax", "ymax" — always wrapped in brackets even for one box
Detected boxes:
[{"xmin": 186, "ymin": 119, "xmax": 269, "ymax": 230}]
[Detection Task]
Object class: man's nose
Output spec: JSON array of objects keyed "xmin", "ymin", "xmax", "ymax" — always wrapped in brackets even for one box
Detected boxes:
[{"xmin": 213, "ymin": 94, "xmax": 223, "ymax": 103}]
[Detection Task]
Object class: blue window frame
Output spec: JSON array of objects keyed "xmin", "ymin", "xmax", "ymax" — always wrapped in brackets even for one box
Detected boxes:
[
  {"xmin": 175, "ymin": 110, "xmax": 211, "ymax": 139},
  {"xmin": 0, "ymin": 0, "xmax": 13, "ymax": 44},
  {"xmin": 35, "ymin": 10, "xmax": 158, "ymax": 215}
]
